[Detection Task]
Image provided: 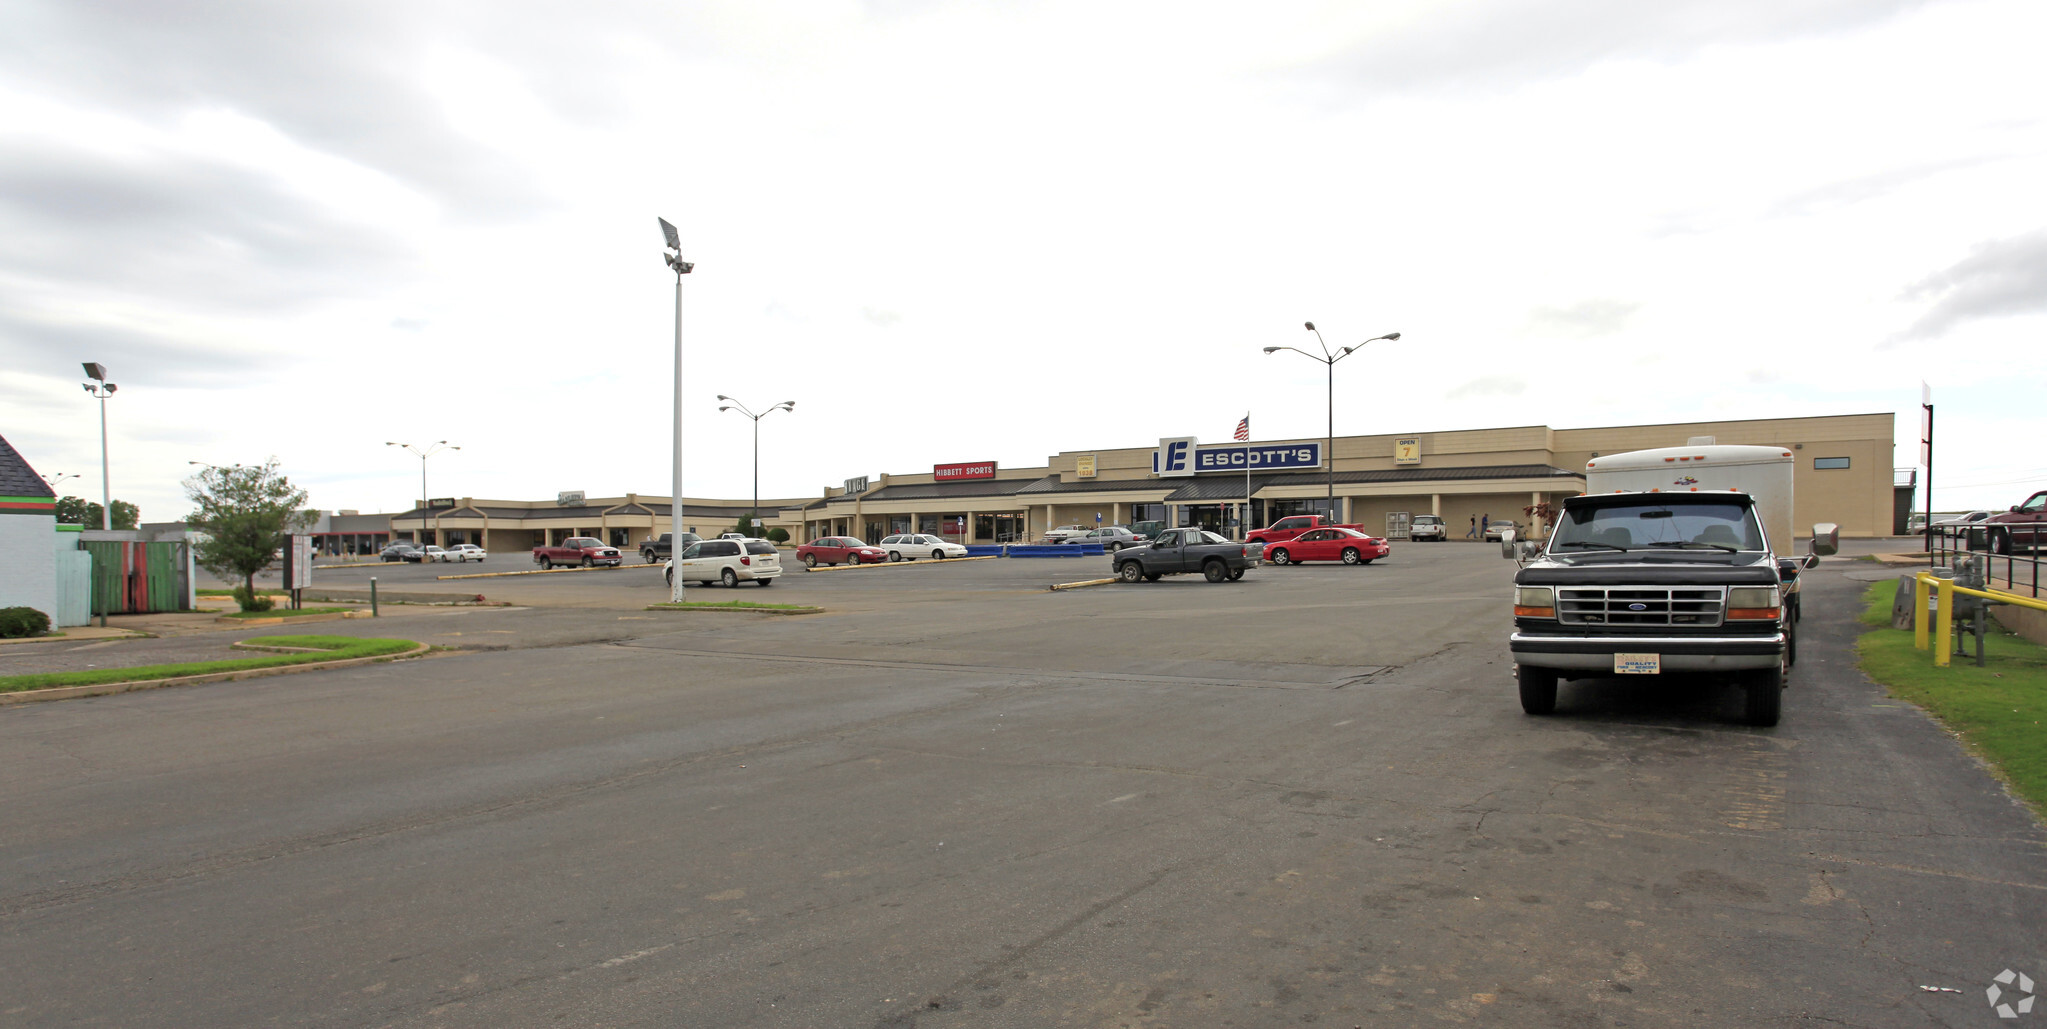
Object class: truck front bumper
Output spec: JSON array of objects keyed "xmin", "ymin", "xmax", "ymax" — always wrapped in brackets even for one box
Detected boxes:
[{"xmin": 1510, "ymin": 632, "xmax": 1784, "ymax": 673}]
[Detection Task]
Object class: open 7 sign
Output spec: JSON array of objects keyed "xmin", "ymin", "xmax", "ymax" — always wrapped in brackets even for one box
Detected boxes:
[{"xmin": 934, "ymin": 461, "xmax": 996, "ymax": 481}]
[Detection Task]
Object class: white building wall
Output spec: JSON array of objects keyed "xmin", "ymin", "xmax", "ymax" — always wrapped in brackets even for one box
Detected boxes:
[{"xmin": 0, "ymin": 515, "xmax": 59, "ymax": 624}]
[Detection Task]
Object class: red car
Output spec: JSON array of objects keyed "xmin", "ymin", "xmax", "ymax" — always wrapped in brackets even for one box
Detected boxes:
[
  {"xmin": 796, "ymin": 536, "xmax": 887, "ymax": 568},
  {"xmin": 1263, "ymin": 527, "xmax": 1390, "ymax": 566}
]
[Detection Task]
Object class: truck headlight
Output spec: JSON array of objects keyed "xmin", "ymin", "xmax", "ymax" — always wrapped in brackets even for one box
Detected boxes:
[
  {"xmin": 1726, "ymin": 586, "xmax": 1781, "ymax": 620},
  {"xmin": 1514, "ymin": 585, "xmax": 1555, "ymax": 618}
]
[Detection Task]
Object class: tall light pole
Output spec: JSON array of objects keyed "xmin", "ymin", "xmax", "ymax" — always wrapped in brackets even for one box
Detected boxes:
[
  {"xmin": 717, "ymin": 396, "xmax": 795, "ymax": 533},
  {"xmin": 81, "ymin": 362, "xmax": 117, "ymax": 530},
  {"xmin": 1264, "ymin": 323, "xmax": 1400, "ymax": 518},
  {"xmin": 385, "ymin": 441, "xmax": 459, "ymax": 543},
  {"xmin": 660, "ymin": 217, "xmax": 695, "ymax": 603}
]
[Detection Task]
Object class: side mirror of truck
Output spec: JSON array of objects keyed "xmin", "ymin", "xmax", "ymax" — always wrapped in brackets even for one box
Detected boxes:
[{"xmin": 1807, "ymin": 522, "xmax": 1839, "ymax": 566}]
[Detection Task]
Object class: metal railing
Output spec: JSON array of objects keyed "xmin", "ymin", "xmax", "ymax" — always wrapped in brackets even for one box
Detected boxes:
[
  {"xmin": 1927, "ymin": 519, "xmax": 2043, "ymax": 598},
  {"xmin": 1912, "ymin": 569, "xmax": 2047, "ymax": 667}
]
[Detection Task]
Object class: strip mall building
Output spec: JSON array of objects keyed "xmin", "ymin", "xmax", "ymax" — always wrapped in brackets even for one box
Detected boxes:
[{"xmin": 381, "ymin": 413, "xmax": 1898, "ymax": 553}]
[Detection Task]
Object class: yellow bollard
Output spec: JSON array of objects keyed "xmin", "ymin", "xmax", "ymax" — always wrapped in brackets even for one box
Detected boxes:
[
  {"xmin": 1934, "ymin": 576, "xmax": 1954, "ymax": 668},
  {"xmin": 1912, "ymin": 575, "xmax": 1926, "ymax": 649}
]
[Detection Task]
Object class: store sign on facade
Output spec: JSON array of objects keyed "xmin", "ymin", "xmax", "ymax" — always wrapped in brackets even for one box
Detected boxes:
[
  {"xmin": 844, "ymin": 475, "xmax": 869, "ymax": 494},
  {"xmin": 1154, "ymin": 439, "xmax": 1321, "ymax": 475},
  {"xmin": 557, "ymin": 490, "xmax": 585, "ymax": 507},
  {"xmin": 934, "ymin": 461, "xmax": 996, "ymax": 481}
]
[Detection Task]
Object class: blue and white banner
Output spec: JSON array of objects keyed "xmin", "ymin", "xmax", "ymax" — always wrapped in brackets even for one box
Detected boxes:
[{"xmin": 1154, "ymin": 440, "xmax": 1321, "ymax": 475}]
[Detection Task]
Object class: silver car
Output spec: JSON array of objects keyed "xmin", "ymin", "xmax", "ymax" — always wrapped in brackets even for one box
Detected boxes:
[{"xmin": 1063, "ymin": 526, "xmax": 1148, "ymax": 551}]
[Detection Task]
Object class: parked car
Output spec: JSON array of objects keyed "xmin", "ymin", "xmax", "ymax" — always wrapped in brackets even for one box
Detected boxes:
[
  {"xmin": 1983, "ymin": 490, "xmax": 2047, "ymax": 554},
  {"xmin": 1111, "ymin": 528, "xmax": 1262, "ymax": 583},
  {"xmin": 640, "ymin": 531, "xmax": 702, "ymax": 564},
  {"xmin": 1041, "ymin": 524, "xmax": 1091, "ymax": 544},
  {"xmin": 796, "ymin": 536, "xmax": 885, "ymax": 568},
  {"xmin": 664, "ymin": 537, "xmax": 781, "ymax": 587},
  {"xmin": 880, "ymin": 534, "xmax": 969, "ymax": 561},
  {"xmin": 433, "ymin": 544, "xmax": 488, "ymax": 563},
  {"xmin": 532, "ymin": 537, "xmax": 624, "ymax": 569},
  {"xmin": 1263, "ymin": 527, "xmax": 1390, "ymax": 566},
  {"xmin": 418, "ymin": 545, "xmax": 449, "ymax": 562},
  {"xmin": 1062, "ymin": 526, "xmax": 1148, "ymax": 551},
  {"xmin": 1409, "ymin": 515, "xmax": 1447, "ymax": 541},
  {"xmin": 1482, "ymin": 520, "xmax": 1520, "ymax": 542},
  {"xmin": 379, "ymin": 542, "xmax": 422, "ymax": 562}
]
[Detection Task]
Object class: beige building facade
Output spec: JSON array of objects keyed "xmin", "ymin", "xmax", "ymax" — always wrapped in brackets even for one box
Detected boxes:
[{"xmin": 389, "ymin": 412, "xmax": 1898, "ymax": 549}]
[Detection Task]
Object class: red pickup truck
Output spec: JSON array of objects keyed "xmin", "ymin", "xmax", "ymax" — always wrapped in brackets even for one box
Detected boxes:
[
  {"xmin": 1983, "ymin": 489, "xmax": 2047, "ymax": 555},
  {"xmin": 1245, "ymin": 515, "xmax": 1367, "ymax": 547},
  {"xmin": 532, "ymin": 537, "xmax": 624, "ymax": 569}
]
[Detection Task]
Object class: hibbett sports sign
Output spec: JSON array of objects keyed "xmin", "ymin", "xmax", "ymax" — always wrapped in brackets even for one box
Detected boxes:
[{"xmin": 934, "ymin": 461, "xmax": 996, "ymax": 481}]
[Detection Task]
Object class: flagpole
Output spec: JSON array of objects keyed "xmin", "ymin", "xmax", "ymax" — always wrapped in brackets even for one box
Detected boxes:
[{"xmin": 1242, "ymin": 412, "xmax": 1252, "ymax": 540}]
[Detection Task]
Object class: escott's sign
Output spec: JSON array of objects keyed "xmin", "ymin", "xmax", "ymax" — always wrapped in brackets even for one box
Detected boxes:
[
  {"xmin": 1153, "ymin": 440, "xmax": 1322, "ymax": 475},
  {"xmin": 934, "ymin": 461, "xmax": 996, "ymax": 481}
]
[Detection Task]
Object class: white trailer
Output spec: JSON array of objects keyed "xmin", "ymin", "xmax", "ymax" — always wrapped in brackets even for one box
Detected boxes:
[{"xmin": 1584, "ymin": 444, "xmax": 1795, "ymax": 558}]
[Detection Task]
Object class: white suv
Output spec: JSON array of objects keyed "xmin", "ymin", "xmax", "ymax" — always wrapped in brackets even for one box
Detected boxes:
[
  {"xmin": 665, "ymin": 537, "xmax": 782, "ymax": 587},
  {"xmin": 879, "ymin": 534, "xmax": 968, "ymax": 561},
  {"xmin": 1409, "ymin": 515, "xmax": 1447, "ymax": 542}
]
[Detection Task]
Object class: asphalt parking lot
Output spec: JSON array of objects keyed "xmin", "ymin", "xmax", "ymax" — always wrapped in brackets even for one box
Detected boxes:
[{"xmin": 7, "ymin": 541, "xmax": 2044, "ymax": 1027}]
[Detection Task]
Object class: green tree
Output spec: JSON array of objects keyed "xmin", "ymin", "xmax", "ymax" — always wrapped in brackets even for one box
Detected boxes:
[
  {"xmin": 183, "ymin": 459, "xmax": 311, "ymax": 611},
  {"xmin": 54, "ymin": 496, "xmax": 140, "ymax": 529}
]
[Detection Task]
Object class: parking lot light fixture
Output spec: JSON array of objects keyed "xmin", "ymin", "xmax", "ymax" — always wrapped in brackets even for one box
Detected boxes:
[
  {"xmin": 661, "ymin": 217, "xmax": 694, "ymax": 603},
  {"xmin": 81, "ymin": 362, "xmax": 117, "ymax": 529},
  {"xmin": 386, "ymin": 441, "xmax": 459, "ymax": 542},
  {"xmin": 717, "ymin": 397, "xmax": 796, "ymax": 534},
  {"xmin": 1262, "ymin": 325, "xmax": 1401, "ymax": 516}
]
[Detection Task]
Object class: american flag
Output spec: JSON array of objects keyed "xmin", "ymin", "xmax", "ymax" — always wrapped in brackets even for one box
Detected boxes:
[{"xmin": 1234, "ymin": 414, "xmax": 1250, "ymax": 442}]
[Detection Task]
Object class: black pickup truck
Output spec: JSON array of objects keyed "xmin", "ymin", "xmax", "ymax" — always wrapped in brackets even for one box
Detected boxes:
[
  {"xmin": 639, "ymin": 531, "xmax": 702, "ymax": 565},
  {"xmin": 1112, "ymin": 528, "xmax": 1262, "ymax": 583},
  {"xmin": 1506, "ymin": 491, "xmax": 1835, "ymax": 726}
]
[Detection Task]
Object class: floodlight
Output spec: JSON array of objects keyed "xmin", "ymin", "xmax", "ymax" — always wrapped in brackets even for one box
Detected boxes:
[
  {"xmin": 1262, "ymin": 347, "xmax": 1281, "ymax": 354},
  {"xmin": 1302, "ymin": 322, "xmax": 1315, "ymax": 332},
  {"xmin": 659, "ymin": 217, "xmax": 680, "ymax": 251},
  {"xmin": 83, "ymin": 362, "xmax": 107, "ymax": 381},
  {"xmin": 1383, "ymin": 332, "xmax": 1401, "ymax": 341},
  {"xmin": 105, "ymin": 383, "xmax": 117, "ymax": 393}
]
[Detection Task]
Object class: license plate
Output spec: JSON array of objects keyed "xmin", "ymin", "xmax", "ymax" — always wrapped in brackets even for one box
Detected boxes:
[{"xmin": 1614, "ymin": 653, "xmax": 1660, "ymax": 675}]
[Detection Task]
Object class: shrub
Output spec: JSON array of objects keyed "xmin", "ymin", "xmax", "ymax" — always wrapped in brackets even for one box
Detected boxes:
[
  {"xmin": 766, "ymin": 527, "xmax": 790, "ymax": 543},
  {"xmin": 232, "ymin": 586, "xmax": 275, "ymax": 613},
  {"xmin": 0, "ymin": 606, "xmax": 52, "ymax": 638}
]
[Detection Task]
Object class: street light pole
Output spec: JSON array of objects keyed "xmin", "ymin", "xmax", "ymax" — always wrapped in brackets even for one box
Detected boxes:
[
  {"xmin": 661, "ymin": 218, "xmax": 695, "ymax": 604},
  {"xmin": 1263, "ymin": 324, "xmax": 1401, "ymax": 519},
  {"xmin": 717, "ymin": 396, "xmax": 795, "ymax": 534},
  {"xmin": 81, "ymin": 362, "xmax": 117, "ymax": 530},
  {"xmin": 385, "ymin": 441, "xmax": 459, "ymax": 543}
]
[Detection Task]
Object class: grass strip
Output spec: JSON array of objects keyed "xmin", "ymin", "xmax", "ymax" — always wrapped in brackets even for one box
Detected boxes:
[
  {"xmin": 218, "ymin": 606, "xmax": 356, "ymax": 620},
  {"xmin": 0, "ymin": 635, "xmax": 419, "ymax": 693},
  {"xmin": 1856, "ymin": 579, "xmax": 2047, "ymax": 818}
]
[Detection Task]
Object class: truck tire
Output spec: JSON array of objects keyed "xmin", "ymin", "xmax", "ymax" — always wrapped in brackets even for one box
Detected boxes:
[
  {"xmin": 1203, "ymin": 560, "xmax": 1228, "ymax": 583},
  {"xmin": 1744, "ymin": 665, "xmax": 1783, "ymax": 727},
  {"xmin": 581, "ymin": 556, "xmax": 593, "ymax": 568},
  {"xmin": 1991, "ymin": 529, "xmax": 2011, "ymax": 555},
  {"xmin": 1118, "ymin": 561, "xmax": 1144, "ymax": 583},
  {"xmin": 539, "ymin": 557, "xmax": 553, "ymax": 570},
  {"xmin": 1786, "ymin": 617, "xmax": 1798, "ymax": 668},
  {"xmin": 1269, "ymin": 548, "xmax": 1291, "ymax": 565},
  {"xmin": 1227, "ymin": 569, "xmax": 1244, "ymax": 580},
  {"xmin": 1517, "ymin": 665, "xmax": 1558, "ymax": 715},
  {"xmin": 1144, "ymin": 573, "xmax": 1161, "ymax": 582},
  {"xmin": 644, "ymin": 550, "xmax": 658, "ymax": 564},
  {"xmin": 1341, "ymin": 548, "xmax": 1361, "ymax": 565},
  {"xmin": 721, "ymin": 568, "xmax": 739, "ymax": 588}
]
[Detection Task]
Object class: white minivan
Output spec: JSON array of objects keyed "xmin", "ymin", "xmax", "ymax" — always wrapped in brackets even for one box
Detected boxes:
[{"xmin": 665, "ymin": 537, "xmax": 782, "ymax": 587}]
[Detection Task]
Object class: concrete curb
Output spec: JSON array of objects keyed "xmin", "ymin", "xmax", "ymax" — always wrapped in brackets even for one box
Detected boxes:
[
  {"xmin": 0, "ymin": 641, "xmax": 433, "ymax": 707},
  {"xmin": 215, "ymin": 610, "xmax": 360, "ymax": 627},
  {"xmin": 0, "ymin": 628, "xmax": 153, "ymax": 647},
  {"xmin": 1048, "ymin": 578, "xmax": 1118, "ymax": 591},
  {"xmin": 643, "ymin": 604, "xmax": 823, "ymax": 616}
]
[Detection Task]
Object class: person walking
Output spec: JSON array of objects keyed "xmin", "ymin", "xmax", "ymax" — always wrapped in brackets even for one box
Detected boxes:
[
  {"xmin": 1466, "ymin": 516, "xmax": 1478, "ymax": 539},
  {"xmin": 1481, "ymin": 513, "xmax": 1491, "ymax": 539}
]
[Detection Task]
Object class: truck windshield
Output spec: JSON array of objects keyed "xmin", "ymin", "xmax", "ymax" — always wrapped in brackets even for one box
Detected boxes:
[{"xmin": 1551, "ymin": 501, "xmax": 1764, "ymax": 552}]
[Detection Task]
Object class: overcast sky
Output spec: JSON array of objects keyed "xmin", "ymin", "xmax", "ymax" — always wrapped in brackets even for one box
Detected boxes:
[{"xmin": 5, "ymin": 0, "xmax": 2044, "ymax": 524}]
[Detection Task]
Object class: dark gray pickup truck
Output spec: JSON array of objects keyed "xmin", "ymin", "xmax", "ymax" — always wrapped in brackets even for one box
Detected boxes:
[
  {"xmin": 639, "ymin": 531, "xmax": 702, "ymax": 565},
  {"xmin": 1112, "ymin": 528, "xmax": 1262, "ymax": 583}
]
